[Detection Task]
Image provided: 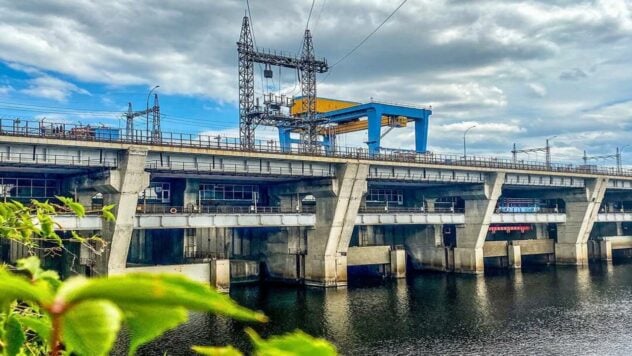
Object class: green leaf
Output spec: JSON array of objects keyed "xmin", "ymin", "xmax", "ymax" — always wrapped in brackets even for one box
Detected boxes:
[
  {"xmin": 57, "ymin": 274, "xmax": 266, "ymax": 323},
  {"xmin": 16, "ymin": 256, "xmax": 42, "ymax": 277},
  {"xmin": 14, "ymin": 314, "xmax": 52, "ymax": 346},
  {"xmin": 55, "ymin": 196, "xmax": 85, "ymax": 218},
  {"xmin": 192, "ymin": 345, "xmax": 243, "ymax": 356},
  {"xmin": 16, "ymin": 256, "xmax": 61, "ymax": 290},
  {"xmin": 4, "ymin": 315, "xmax": 26, "ymax": 356},
  {"xmin": 0, "ymin": 268, "xmax": 52, "ymax": 305},
  {"xmin": 62, "ymin": 300, "xmax": 123, "ymax": 356},
  {"xmin": 121, "ymin": 304, "xmax": 188, "ymax": 356},
  {"xmin": 245, "ymin": 328, "xmax": 337, "ymax": 356},
  {"xmin": 101, "ymin": 204, "xmax": 116, "ymax": 222}
]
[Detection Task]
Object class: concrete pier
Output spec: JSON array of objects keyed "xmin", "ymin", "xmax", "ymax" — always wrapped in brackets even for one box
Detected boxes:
[
  {"xmin": 556, "ymin": 178, "xmax": 608, "ymax": 265},
  {"xmin": 100, "ymin": 147, "xmax": 150, "ymax": 275},
  {"xmin": 306, "ymin": 163, "xmax": 368, "ymax": 287},
  {"xmin": 454, "ymin": 172, "xmax": 504, "ymax": 274}
]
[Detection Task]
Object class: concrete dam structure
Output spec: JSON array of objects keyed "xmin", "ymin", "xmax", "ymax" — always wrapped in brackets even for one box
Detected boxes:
[{"xmin": 2, "ymin": 122, "xmax": 632, "ymax": 291}]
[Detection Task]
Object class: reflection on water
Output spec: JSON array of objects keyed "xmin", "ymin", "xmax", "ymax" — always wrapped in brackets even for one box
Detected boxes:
[{"xmin": 129, "ymin": 261, "xmax": 632, "ymax": 355}]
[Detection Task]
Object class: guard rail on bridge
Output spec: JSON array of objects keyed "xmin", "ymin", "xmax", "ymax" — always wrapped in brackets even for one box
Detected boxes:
[
  {"xmin": 2, "ymin": 118, "xmax": 631, "ymax": 178},
  {"xmin": 0, "ymin": 152, "xmax": 117, "ymax": 168},
  {"xmin": 136, "ymin": 205, "xmax": 316, "ymax": 214},
  {"xmin": 146, "ymin": 161, "xmax": 334, "ymax": 178}
]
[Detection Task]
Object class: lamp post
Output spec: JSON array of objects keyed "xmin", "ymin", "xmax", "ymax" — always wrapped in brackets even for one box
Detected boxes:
[
  {"xmin": 617, "ymin": 145, "xmax": 630, "ymax": 173},
  {"xmin": 463, "ymin": 125, "xmax": 477, "ymax": 160},
  {"xmin": 146, "ymin": 85, "xmax": 160, "ymax": 140}
]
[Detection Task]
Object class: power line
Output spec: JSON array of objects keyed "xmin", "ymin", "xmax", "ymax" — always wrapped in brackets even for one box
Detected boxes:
[
  {"xmin": 0, "ymin": 102, "xmax": 241, "ymax": 131},
  {"xmin": 305, "ymin": 0, "xmax": 316, "ymax": 30},
  {"xmin": 325, "ymin": 0, "xmax": 409, "ymax": 75},
  {"xmin": 313, "ymin": 0, "xmax": 327, "ymax": 30}
]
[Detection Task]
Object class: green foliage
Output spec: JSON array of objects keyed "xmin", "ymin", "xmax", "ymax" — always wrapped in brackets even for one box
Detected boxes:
[
  {"xmin": 192, "ymin": 345, "xmax": 243, "ymax": 356},
  {"xmin": 246, "ymin": 328, "xmax": 337, "ymax": 356},
  {"xmin": 4, "ymin": 315, "xmax": 25, "ymax": 356},
  {"xmin": 0, "ymin": 258, "xmax": 271, "ymax": 355},
  {"xmin": 0, "ymin": 199, "xmax": 337, "ymax": 356},
  {"xmin": 0, "ymin": 199, "xmax": 111, "ymax": 255},
  {"xmin": 62, "ymin": 300, "xmax": 123, "ymax": 356},
  {"xmin": 55, "ymin": 196, "xmax": 85, "ymax": 218},
  {"xmin": 101, "ymin": 204, "xmax": 116, "ymax": 222}
]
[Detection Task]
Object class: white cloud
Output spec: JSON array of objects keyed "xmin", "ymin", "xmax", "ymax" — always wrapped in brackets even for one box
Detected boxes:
[
  {"xmin": 527, "ymin": 83, "xmax": 547, "ymax": 98},
  {"xmin": 21, "ymin": 76, "xmax": 90, "ymax": 102},
  {"xmin": 0, "ymin": 0, "xmax": 631, "ymax": 159},
  {"xmin": 0, "ymin": 85, "xmax": 12, "ymax": 95}
]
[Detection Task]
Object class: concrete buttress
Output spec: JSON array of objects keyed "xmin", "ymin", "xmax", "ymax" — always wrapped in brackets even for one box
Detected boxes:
[
  {"xmin": 99, "ymin": 147, "xmax": 150, "ymax": 274},
  {"xmin": 455, "ymin": 172, "xmax": 505, "ymax": 274},
  {"xmin": 306, "ymin": 163, "xmax": 368, "ymax": 287},
  {"xmin": 556, "ymin": 177, "xmax": 608, "ymax": 265}
]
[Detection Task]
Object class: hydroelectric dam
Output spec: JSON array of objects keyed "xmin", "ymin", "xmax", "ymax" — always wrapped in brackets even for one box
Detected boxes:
[{"xmin": 2, "ymin": 118, "xmax": 632, "ymax": 291}]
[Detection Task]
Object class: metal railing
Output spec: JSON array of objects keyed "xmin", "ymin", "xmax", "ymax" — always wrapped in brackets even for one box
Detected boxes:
[
  {"xmin": 136, "ymin": 205, "xmax": 316, "ymax": 214},
  {"xmin": 146, "ymin": 161, "xmax": 334, "ymax": 177},
  {"xmin": 2, "ymin": 118, "xmax": 631, "ymax": 178},
  {"xmin": 495, "ymin": 207, "xmax": 564, "ymax": 214},
  {"xmin": 0, "ymin": 152, "xmax": 117, "ymax": 168},
  {"xmin": 358, "ymin": 206, "xmax": 464, "ymax": 214}
]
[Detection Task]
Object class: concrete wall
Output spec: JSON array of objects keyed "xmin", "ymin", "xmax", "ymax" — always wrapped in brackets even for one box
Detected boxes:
[
  {"xmin": 347, "ymin": 246, "xmax": 391, "ymax": 266},
  {"xmin": 120, "ymin": 263, "xmax": 210, "ymax": 284}
]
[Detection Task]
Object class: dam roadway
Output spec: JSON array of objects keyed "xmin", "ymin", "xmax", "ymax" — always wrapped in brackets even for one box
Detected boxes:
[{"xmin": 2, "ymin": 125, "xmax": 632, "ymax": 290}]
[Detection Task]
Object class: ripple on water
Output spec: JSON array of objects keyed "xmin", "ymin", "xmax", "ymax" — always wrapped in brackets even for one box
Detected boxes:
[{"xmin": 117, "ymin": 263, "xmax": 632, "ymax": 356}]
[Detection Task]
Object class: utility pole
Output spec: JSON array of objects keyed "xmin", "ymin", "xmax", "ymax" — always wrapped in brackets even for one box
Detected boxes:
[
  {"xmin": 512, "ymin": 136, "xmax": 556, "ymax": 167},
  {"xmin": 146, "ymin": 85, "xmax": 160, "ymax": 142},
  {"xmin": 151, "ymin": 93, "xmax": 161, "ymax": 143},
  {"xmin": 583, "ymin": 145, "xmax": 629, "ymax": 173},
  {"xmin": 300, "ymin": 29, "xmax": 318, "ymax": 153},
  {"xmin": 236, "ymin": 16, "xmax": 328, "ymax": 151},
  {"xmin": 237, "ymin": 16, "xmax": 256, "ymax": 150},
  {"xmin": 125, "ymin": 93, "xmax": 159, "ymax": 142}
]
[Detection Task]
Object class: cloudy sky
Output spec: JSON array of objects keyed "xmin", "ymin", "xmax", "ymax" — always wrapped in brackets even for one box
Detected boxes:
[{"xmin": 0, "ymin": 0, "xmax": 631, "ymax": 165}]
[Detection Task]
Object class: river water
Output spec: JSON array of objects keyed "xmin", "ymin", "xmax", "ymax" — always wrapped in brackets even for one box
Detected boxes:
[{"xmin": 129, "ymin": 261, "xmax": 632, "ymax": 355}]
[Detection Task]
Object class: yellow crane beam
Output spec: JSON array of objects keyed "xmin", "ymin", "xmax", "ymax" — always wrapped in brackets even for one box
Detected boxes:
[{"xmin": 317, "ymin": 116, "xmax": 409, "ymax": 135}]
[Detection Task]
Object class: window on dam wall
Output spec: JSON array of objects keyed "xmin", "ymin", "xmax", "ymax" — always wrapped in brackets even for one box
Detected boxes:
[
  {"xmin": 0, "ymin": 177, "xmax": 59, "ymax": 199},
  {"xmin": 199, "ymin": 184, "xmax": 259, "ymax": 203}
]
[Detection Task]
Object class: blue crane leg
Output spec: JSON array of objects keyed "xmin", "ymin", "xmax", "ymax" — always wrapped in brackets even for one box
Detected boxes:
[
  {"xmin": 367, "ymin": 109, "xmax": 382, "ymax": 155},
  {"xmin": 278, "ymin": 128, "xmax": 292, "ymax": 152},
  {"xmin": 415, "ymin": 112, "xmax": 429, "ymax": 153}
]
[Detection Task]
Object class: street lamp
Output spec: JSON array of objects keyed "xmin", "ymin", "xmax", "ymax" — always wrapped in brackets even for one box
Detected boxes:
[
  {"xmin": 146, "ymin": 85, "xmax": 160, "ymax": 139},
  {"xmin": 617, "ymin": 144, "xmax": 630, "ymax": 173},
  {"xmin": 463, "ymin": 125, "xmax": 477, "ymax": 160}
]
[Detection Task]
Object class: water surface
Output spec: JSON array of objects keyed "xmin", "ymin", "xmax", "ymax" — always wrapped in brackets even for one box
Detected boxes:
[{"xmin": 127, "ymin": 261, "xmax": 632, "ymax": 355}]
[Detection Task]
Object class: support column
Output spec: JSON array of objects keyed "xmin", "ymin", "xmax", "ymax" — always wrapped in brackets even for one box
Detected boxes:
[
  {"xmin": 508, "ymin": 244, "xmax": 522, "ymax": 269},
  {"xmin": 455, "ymin": 172, "xmax": 504, "ymax": 274},
  {"xmin": 210, "ymin": 259, "xmax": 230, "ymax": 293},
  {"xmin": 183, "ymin": 178, "xmax": 200, "ymax": 210},
  {"xmin": 390, "ymin": 248, "xmax": 406, "ymax": 278},
  {"xmin": 590, "ymin": 240, "xmax": 612, "ymax": 262},
  {"xmin": 99, "ymin": 147, "xmax": 150, "ymax": 275},
  {"xmin": 306, "ymin": 163, "xmax": 368, "ymax": 287},
  {"xmin": 556, "ymin": 178, "xmax": 608, "ymax": 265},
  {"xmin": 616, "ymin": 222, "xmax": 624, "ymax": 236},
  {"xmin": 535, "ymin": 224, "xmax": 549, "ymax": 240}
]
